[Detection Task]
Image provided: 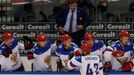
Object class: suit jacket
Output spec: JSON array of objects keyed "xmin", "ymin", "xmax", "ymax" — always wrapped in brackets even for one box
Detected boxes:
[{"xmin": 56, "ymin": 7, "xmax": 90, "ymax": 29}]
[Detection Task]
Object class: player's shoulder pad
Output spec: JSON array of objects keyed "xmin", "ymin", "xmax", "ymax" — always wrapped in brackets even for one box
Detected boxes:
[
  {"xmin": 57, "ymin": 44, "xmax": 62, "ymax": 49},
  {"xmin": 75, "ymin": 56, "xmax": 82, "ymax": 63},
  {"xmin": 127, "ymin": 41, "xmax": 133, "ymax": 46},
  {"xmin": 0, "ymin": 47, "xmax": 3, "ymax": 54},
  {"xmin": 0, "ymin": 42, "xmax": 5, "ymax": 47},
  {"xmin": 47, "ymin": 40, "xmax": 51, "ymax": 44},
  {"xmin": 31, "ymin": 43, "xmax": 38, "ymax": 52},
  {"xmin": 13, "ymin": 37, "xmax": 20, "ymax": 42},
  {"xmin": 72, "ymin": 43, "xmax": 78, "ymax": 50},
  {"xmin": 56, "ymin": 44, "xmax": 65, "ymax": 53},
  {"xmin": 95, "ymin": 40, "xmax": 104, "ymax": 45},
  {"xmin": 94, "ymin": 40, "xmax": 104, "ymax": 48},
  {"xmin": 110, "ymin": 40, "xmax": 118, "ymax": 47},
  {"xmin": 45, "ymin": 41, "xmax": 51, "ymax": 47}
]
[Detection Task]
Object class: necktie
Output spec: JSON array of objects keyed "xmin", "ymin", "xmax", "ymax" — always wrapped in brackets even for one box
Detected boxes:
[{"xmin": 69, "ymin": 10, "xmax": 74, "ymax": 34}]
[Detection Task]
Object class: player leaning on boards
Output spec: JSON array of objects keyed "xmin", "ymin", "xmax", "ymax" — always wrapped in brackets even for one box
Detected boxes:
[
  {"xmin": 56, "ymin": 34, "xmax": 78, "ymax": 71},
  {"xmin": 103, "ymin": 30, "xmax": 134, "ymax": 72},
  {"xmin": 27, "ymin": 34, "xmax": 52, "ymax": 71},
  {"xmin": 67, "ymin": 43, "xmax": 104, "ymax": 75},
  {"xmin": 0, "ymin": 32, "xmax": 25, "ymax": 71}
]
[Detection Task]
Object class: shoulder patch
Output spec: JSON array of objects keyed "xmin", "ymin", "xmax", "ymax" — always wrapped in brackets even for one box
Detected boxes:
[
  {"xmin": 31, "ymin": 48, "xmax": 35, "ymax": 52},
  {"xmin": 73, "ymin": 44, "xmax": 78, "ymax": 50},
  {"xmin": 58, "ymin": 45, "xmax": 62, "ymax": 49},
  {"xmin": 95, "ymin": 40, "xmax": 99, "ymax": 43},
  {"xmin": 127, "ymin": 42, "xmax": 131, "ymax": 45},
  {"xmin": 0, "ymin": 49, "xmax": 2, "ymax": 54},
  {"xmin": 111, "ymin": 43, "xmax": 116, "ymax": 47},
  {"xmin": 75, "ymin": 56, "xmax": 82, "ymax": 63},
  {"xmin": 1, "ymin": 46, "xmax": 5, "ymax": 49}
]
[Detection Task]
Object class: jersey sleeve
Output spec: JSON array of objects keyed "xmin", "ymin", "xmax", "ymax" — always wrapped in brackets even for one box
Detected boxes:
[
  {"xmin": 46, "ymin": 44, "xmax": 52, "ymax": 56},
  {"xmin": 55, "ymin": 45, "xmax": 62, "ymax": 56},
  {"xmin": 0, "ymin": 47, "xmax": 2, "ymax": 55},
  {"xmin": 99, "ymin": 60, "xmax": 104, "ymax": 75},
  {"xmin": 72, "ymin": 43, "xmax": 78, "ymax": 50},
  {"xmin": 51, "ymin": 43, "xmax": 57, "ymax": 54},
  {"xmin": 103, "ymin": 46, "xmax": 114, "ymax": 62},
  {"xmin": 67, "ymin": 56, "xmax": 81, "ymax": 70},
  {"xmin": 18, "ymin": 42, "xmax": 25, "ymax": 50}
]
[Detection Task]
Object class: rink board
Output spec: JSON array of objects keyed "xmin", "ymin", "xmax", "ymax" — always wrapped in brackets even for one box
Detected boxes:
[{"xmin": 0, "ymin": 72, "xmax": 134, "ymax": 75}]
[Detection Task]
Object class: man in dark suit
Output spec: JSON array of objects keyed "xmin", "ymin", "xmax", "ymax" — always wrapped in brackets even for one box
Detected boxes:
[{"xmin": 56, "ymin": 0, "xmax": 90, "ymax": 47}]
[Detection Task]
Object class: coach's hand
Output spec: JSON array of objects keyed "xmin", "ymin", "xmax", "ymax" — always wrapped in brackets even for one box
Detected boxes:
[
  {"xmin": 77, "ymin": 25, "xmax": 83, "ymax": 31},
  {"xmin": 59, "ymin": 26, "xmax": 65, "ymax": 34}
]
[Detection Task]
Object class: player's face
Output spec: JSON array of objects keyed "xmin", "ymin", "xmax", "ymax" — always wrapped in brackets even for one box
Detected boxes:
[
  {"xmin": 63, "ymin": 39, "xmax": 72, "ymax": 47},
  {"xmin": 120, "ymin": 36, "xmax": 129, "ymax": 45},
  {"xmin": 85, "ymin": 40, "xmax": 94, "ymax": 46},
  {"xmin": 4, "ymin": 38, "xmax": 13, "ymax": 46},
  {"xmin": 38, "ymin": 41, "xmax": 46, "ymax": 47},
  {"xmin": 69, "ymin": 3, "xmax": 77, "ymax": 11}
]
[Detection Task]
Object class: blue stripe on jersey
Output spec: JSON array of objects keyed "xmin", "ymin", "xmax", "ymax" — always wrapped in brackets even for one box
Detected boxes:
[
  {"xmin": 56, "ymin": 43, "xmax": 78, "ymax": 55},
  {"xmin": 32, "ymin": 41, "xmax": 51, "ymax": 55},
  {"xmin": 91, "ymin": 40, "xmax": 104, "ymax": 52},
  {"xmin": 110, "ymin": 40, "xmax": 134, "ymax": 52},
  {"xmin": 75, "ymin": 56, "xmax": 82, "ymax": 63},
  {"xmin": 12, "ymin": 38, "xmax": 19, "ymax": 49}
]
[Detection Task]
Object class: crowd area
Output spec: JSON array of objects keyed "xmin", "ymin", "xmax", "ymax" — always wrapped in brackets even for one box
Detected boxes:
[{"xmin": 0, "ymin": 0, "xmax": 134, "ymax": 22}]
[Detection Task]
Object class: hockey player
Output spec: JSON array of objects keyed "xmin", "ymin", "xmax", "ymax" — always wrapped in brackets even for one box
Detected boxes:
[
  {"xmin": 56, "ymin": 34, "xmax": 78, "ymax": 71},
  {"xmin": 103, "ymin": 30, "xmax": 134, "ymax": 72},
  {"xmin": 84, "ymin": 33, "xmax": 106, "ymax": 60},
  {"xmin": 0, "ymin": 32, "xmax": 25, "ymax": 71},
  {"xmin": 27, "ymin": 34, "xmax": 52, "ymax": 71},
  {"xmin": 67, "ymin": 43, "xmax": 104, "ymax": 75}
]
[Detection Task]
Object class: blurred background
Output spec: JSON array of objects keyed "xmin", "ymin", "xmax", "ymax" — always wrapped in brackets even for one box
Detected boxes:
[{"xmin": 0, "ymin": 0, "xmax": 133, "ymax": 22}]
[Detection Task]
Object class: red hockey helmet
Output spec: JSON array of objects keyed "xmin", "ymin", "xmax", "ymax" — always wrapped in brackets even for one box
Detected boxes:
[
  {"xmin": 80, "ymin": 43, "xmax": 92, "ymax": 54},
  {"xmin": 2, "ymin": 32, "xmax": 13, "ymax": 40},
  {"xmin": 84, "ymin": 33, "xmax": 94, "ymax": 41},
  {"xmin": 119, "ymin": 30, "xmax": 130, "ymax": 37},
  {"xmin": 60, "ymin": 34, "xmax": 71, "ymax": 42},
  {"xmin": 36, "ymin": 34, "xmax": 46, "ymax": 42}
]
